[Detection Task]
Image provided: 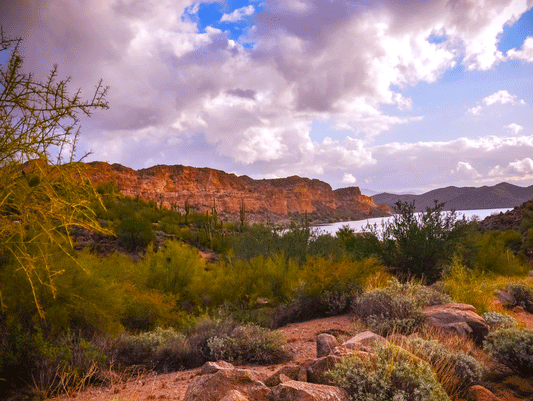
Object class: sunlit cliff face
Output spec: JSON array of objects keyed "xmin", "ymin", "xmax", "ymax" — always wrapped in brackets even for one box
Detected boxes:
[{"xmin": 87, "ymin": 162, "xmax": 390, "ymax": 220}]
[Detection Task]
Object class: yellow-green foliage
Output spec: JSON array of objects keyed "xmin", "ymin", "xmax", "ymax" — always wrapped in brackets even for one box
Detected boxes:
[
  {"xmin": 469, "ymin": 230, "xmax": 527, "ymax": 275},
  {"xmin": 142, "ymin": 241, "xmax": 206, "ymax": 301},
  {"xmin": 300, "ymin": 256, "xmax": 385, "ymax": 296},
  {"xmin": 443, "ymin": 258, "xmax": 533, "ymax": 314}
]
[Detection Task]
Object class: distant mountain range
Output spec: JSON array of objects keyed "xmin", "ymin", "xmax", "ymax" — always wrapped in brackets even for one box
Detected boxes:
[{"xmin": 372, "ymin": 182, "xmax": 533, "ymax": 212}]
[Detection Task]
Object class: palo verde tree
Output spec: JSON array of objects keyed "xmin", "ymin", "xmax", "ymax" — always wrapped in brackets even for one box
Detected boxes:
[{"xmin": 0, "ymin": 28, "xmax": 109, "ymax": 322}]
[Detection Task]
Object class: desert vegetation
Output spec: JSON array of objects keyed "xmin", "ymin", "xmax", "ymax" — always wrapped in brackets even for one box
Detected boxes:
[{"xmin": 2, "ymin": 30, "xmax": 533, "ymax": 400}]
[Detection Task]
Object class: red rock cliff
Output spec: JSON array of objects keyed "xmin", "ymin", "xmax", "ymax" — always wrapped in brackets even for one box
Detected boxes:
[{"xmin": 87, "ymin": 162, "xmax": 390, "ymax": 222}]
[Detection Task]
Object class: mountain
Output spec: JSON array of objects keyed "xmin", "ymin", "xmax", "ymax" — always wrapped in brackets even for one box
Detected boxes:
[
  {"xmin": 86, "ymin": 162, "xmax": 391, "ymax": 223},
  {"xmin": 373, "ymin": 182, "xmax": 533, "ymax": 212}
]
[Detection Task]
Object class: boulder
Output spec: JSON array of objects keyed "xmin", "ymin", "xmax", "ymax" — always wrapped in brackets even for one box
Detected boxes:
[
  {"xmin": 317, "ymin": 333, "xmax": 339, "ymax": 357},
  {"xmin": 496, "ymin": 290, "xmax": 516, "ymax": 309},
  {"xmin": 466, "ymin": 385, "xmax": 501, "ymax": 401},
  {"xmin": 265, "ymin": 365, "xmax": 307, "ymax": 387},
  {"xmin": 340, "ymin": 331, "xmax": 386, "ymax": 352},
  {"xmin": 184, "ymin": 365, "xmax": 270, "ymax": 401},
  {"xmin": 302, "ymin": 355, "xmax": 342, "ymax": 385},
  {"xmin": 201, "ymin": 360, "xmax": 235, "ymax": 375},
  {"xmin": 271, "ymin": 380, "xmax": 350, "ymax": 401},
  {"xmin": 423, "ymin": 303, "xmax": 489, "ymax": 343}
]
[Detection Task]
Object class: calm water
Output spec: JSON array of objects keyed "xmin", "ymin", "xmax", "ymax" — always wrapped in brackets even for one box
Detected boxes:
[{"xmin": 315, "ymin": 208, "xmax": 513, "ymax": 236}]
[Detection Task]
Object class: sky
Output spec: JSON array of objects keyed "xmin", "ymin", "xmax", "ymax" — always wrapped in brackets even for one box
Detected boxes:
[{"xmin": 1, "ymin": 0, "xmax": 533, "ymax": 194}]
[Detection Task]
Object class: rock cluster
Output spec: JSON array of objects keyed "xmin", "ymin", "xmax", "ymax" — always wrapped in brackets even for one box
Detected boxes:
[{"xmin": 184, "ymin": 304, "xmax": 499, "ymax": 401}]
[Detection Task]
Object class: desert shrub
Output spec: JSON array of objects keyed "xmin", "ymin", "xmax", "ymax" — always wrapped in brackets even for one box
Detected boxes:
[
  {"xmin": 307, "ymin": 233, "xmax": 345, "ymax": 260},
  {"xmin": 408, "ymin": 338, "xmax": 485, "ymax": 395},
  {"xmin": 327, "ymin": 342, "xmax": 450, "ymax": 401},
  {"xmin": 503, "ymin": 283, "xmax": 533, "ymax": 313},
  {"xmin": 206, "ymin": 324, "xmax": 288, "ymax": 364},
  {"xmin": 117, "ymin": 216, "xmax": 156, "ymax": 252},
  {"xmin": 0, "ymin": 328, "xmax": 109, "ymax": 399},
  {"xmin": 271, "ymin": 287, "xmax": 356, "ymax": 328},
  {"xmin": 482, "ymin": 312, "xmax": 518, "ymax": 330},
  {"xmin": 185, "ymin": 317, "xmax": 241, "ymax": 365},
  {"xmin": 484, "ymin": 328, "xmax": 533, "ymax": 377},
  {"xmin": 351, "ymin": 289, "xmax": 424, "ymax": 335},
  {"xmin": 112, "ymin": 327, "xmax": 189, "ymax": 372},
  {"xmin": 369, "ymin": 200, "xmax": 467, "ymax": 284},
  {"xmin": 385, "ymin": 278, "xmax": 453, "ymax": 308}
]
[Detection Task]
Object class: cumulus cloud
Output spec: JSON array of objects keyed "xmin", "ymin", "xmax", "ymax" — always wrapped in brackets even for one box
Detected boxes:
[
  {"xmin": 468, "ymin": 90, "xmax": 525, "ymax": 115},
  {"xmin": 483, "ymin": 90, "xmax": 523, "ymax": 106},
  {"xmin": 1, "ymin": 0, "xmax": 531, "ymax": 191},
  {"xmin": 489, "ymin": 158, "xmax": 533, "ymax": 177},
  {"xmin": 451, "ymin": 161, "xmax": 481, "ymax": 178},
  {"xmin": 507, "ymin": 36, "xmax": 533, "ymax": 62},
  {"xmin": 221, "ymin": 5, "xmax": 255, "ymax": 22},
  {"xmin": 367, "ymin": 134, "xmax": 533, "ymax": 190},
  {"xmin": 505, "ymin": 123, "xmax": 524, "ymax": 134},
  {"xmin": 342, "ymin": 173, "xmax": 357, "ymax": 184}
]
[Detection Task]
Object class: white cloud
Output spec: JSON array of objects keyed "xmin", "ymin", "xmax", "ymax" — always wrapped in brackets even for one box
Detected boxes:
[
  {"xmin": 342, "ymin": 173, "xmax": 357, "ymax": 184},
  {"xmin": 507, "ymin": 36, "xmax": 533, "ymax": 62},
  {"xmin": 2, "ymin": 0, "xmax": 532, "ymax": 191},
  {"xmin": 489, "ymin": 158, "xmax": 533, "ymax": 177},
  {"xmin": 483, "ymin": 90, "xmax": 520, "ymax": 106},
  {"xmin": 505, "ymin": 123, "xmax": 524, "ymax": 135},
  {"xmin": 220, "ymin": 5, "xmax": 255, "ymax": 22},
  {"xmin": 468, "ymin": 106, "xmax": 482, "ymax": 115},
  {"xmin": 451, "ymin": 161, "xmax": 481, "ymax": 178},
  {"xmin": 467, "ymin": 90, "xmax": 525, "ymax": 115}
]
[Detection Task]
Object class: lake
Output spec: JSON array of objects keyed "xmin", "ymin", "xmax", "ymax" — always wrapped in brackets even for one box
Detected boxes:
[{"xmin": 315, "ymin": 208, "xmax": 513, "ymax": 236}]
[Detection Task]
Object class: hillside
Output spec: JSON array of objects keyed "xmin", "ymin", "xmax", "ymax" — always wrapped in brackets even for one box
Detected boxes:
[
  {"xmin": 86, "ymin": 162, "xmax": 390, "ymax": 223},
  {"xmin": 373, "ymin": 182, "xmax": 533, "ymax": 212}
]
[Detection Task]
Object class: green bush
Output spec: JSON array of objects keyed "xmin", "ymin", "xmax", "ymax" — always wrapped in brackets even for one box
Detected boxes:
[
  {"xmin": 370, "ymin": 200, "xmax": 467, "ymax": 284},
  {"xmin": 327, "ymin": 342, "xmax": 450, "ymax": 401},
  {"xmin": 484, "ymin": 328, "xmax": 533, "ymax": 377},
  {"xmin": 117, "ymin": 216, "xmax": 156, "ymax": 252},
  {"xmin": 482, "ymin": 312, "xmax": 518, "ymax": 331},
  {"xmin": 408, "ymin": 338, "xmax": 484, "ymax": 393}
]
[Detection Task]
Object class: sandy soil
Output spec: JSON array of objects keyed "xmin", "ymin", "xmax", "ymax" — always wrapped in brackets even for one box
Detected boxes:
[{"xmin": 49, "ymin": 311, "xmax": 533, "ymax": 401}]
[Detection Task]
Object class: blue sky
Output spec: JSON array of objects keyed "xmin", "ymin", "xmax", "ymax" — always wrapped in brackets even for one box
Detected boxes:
[{"xmin": 1, "ymin": 0, "xmax": 533, "ymax": 194}]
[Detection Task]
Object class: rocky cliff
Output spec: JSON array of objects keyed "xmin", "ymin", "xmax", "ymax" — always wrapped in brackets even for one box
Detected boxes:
[{"xmin": 86, "ymin": 162, "xmax": 390, "ymax": 223}]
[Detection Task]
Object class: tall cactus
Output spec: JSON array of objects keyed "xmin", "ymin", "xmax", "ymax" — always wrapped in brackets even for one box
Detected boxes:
[
  {"xmin": 184, "ymin": 200, "xmax": 190, "ymax": 224},
  {"xmin": 240, "ymin": 198, "xmax": 246, "ymax": 230}
]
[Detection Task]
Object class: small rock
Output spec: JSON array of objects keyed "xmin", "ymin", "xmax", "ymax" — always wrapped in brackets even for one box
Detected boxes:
[
  {"xmin": 201, "ymin": 361, "xmax": 235, "ymax": 375},
  {"xmin": 265, "ymin": 365, "xmax": 307, "ymax": 387},
  {"xmin": 317, "ymin": 333, "xmax": 339, "ymax": 357},
  {"xmin": 341, "ymin": 331, "xmax": 386, "ymax": 351},
  {"xmin": 466, "ymin": 385, "xmax": 500, "ymax": 401},
  {"xmin": 512, "ymin": 305, "xmax": 525, "ymax": 313}
]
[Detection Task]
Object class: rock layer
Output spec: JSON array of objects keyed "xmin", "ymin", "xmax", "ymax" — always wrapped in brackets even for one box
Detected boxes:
[{"xmin": 86, "ymin": 162, "xmax": 390, "ymax": 223}]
